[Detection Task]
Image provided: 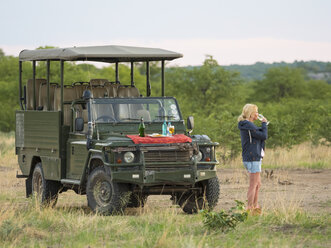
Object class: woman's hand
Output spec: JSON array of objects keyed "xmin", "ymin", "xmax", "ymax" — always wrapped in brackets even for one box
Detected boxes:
[{"xmin": 262, "ymin": 117, "xmax": 268, "ymax": 123}]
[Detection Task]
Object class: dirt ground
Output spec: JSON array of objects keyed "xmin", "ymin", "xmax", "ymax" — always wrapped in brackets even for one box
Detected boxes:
[
  {"xmin": 147, "ymin": 168, "xmax": 331, "ymax": 213},
  {"xmin": 215, "ymin": 168, "xmax": 331, "ymax": 213},
  {"xmin": 1, "ymin": 166, "xmax": 331, "ymax": 214}
]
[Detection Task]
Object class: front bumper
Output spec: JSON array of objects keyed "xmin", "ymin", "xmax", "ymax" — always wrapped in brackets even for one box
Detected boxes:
[
  {"xmin": 106, "ymin": 143, "xmax": 218, "ymax": 186},
  {"xmin": 106, "ymin": 161, "xmax": 217, "ymax": 186}
]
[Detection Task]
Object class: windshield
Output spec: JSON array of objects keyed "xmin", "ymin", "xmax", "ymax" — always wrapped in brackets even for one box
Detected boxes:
[{"xmin": 90, "ymin": 97, "xmax": 182, "ymax": 123}]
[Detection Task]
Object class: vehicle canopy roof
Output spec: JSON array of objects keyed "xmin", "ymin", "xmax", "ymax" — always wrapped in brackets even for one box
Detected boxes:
[{"xmin": 19, "ymin": 45, "xmax": 183, "ymax": 63}]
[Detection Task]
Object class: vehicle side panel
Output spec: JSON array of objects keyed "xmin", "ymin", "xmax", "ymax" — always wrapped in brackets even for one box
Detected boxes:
[
  {"xmin": 67, "ymin": 140, "xmax": 88, "ymax": 180},
  {"xmin": 15, "ymin": 111, "xmax": 62, "ymax": 180}
]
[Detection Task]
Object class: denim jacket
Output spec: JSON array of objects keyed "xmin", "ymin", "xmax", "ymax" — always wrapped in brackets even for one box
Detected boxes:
[{"xmin": 238, "ymin": 120, "xmax": 268, "ymax": 162}]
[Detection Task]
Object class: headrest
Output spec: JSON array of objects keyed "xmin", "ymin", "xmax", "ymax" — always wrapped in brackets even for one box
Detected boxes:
[{"xmin": 89, "ymin": 79, "xmax": 109, "ymax": 86}]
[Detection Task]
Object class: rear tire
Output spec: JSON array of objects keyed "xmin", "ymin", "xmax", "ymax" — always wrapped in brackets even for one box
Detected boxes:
[
  {"xmin": 86, "ymin": 167, "xmax": 130, "ymax": 215},
  {"xmin": 127, "ymin": 193, "xmax": 148, "ymax": 208},
  {"xmin": 31, "ymin": 162, "xmax": 60, "ymax": 207}
]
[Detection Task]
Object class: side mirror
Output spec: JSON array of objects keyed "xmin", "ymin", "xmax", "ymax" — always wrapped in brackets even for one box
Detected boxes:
[
  {"xmin": 187, "ymin": 116, "xmax": 194, "ymax": 130},
  {"xmin": 75, "ymin": 117, "xmax": 84, "ymax": 132}
]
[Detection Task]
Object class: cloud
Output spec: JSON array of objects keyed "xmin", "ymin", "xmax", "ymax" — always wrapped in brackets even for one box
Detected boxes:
[{"xmin": 2, "ymin": 38, "xmax": 331, "ymax": 66}]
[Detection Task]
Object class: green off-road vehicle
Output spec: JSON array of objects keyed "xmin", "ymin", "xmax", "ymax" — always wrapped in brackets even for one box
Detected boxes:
[{"xmin": 15, "ymin": 45, "xmax": 220, "ymax": 214}]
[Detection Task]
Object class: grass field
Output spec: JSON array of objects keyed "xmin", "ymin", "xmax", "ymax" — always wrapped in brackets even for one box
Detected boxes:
[
  {"xmin": 220, "ymin": 142, "xmax": 331, "ymax": 170},
  {"xmin": 0, "ymin": 200, "xmax": 330, "ymax": 247},
  {"xmin": 1, "ymin": 132, "xmax": 331, "ymax": 247}
]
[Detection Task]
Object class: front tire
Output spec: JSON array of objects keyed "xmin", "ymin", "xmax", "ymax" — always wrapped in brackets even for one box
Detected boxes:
[
  {"xmin": 177, "ymin": 191, "xmax": 204, "ymax": 214},
  {"xmin": 178, "ymin": 177, "xmax": 220, "ymax": 214},
  {"xmin": 32, "ymin": 162, "xmax": 60, "ymax": 207},
  {"xmin": 86, "ymin": 167, "xmax": 130, "ymax": 215}
]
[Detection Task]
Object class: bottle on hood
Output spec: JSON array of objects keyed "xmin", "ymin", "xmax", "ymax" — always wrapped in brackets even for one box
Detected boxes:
[{"xmin": 162, "ymin": 121, "xmax": 167, "ymax": 136}]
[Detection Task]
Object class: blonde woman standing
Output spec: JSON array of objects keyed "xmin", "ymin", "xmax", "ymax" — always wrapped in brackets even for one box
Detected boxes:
[{"xmin": 238, "ymin": 104, "xmax": 268, "ymax": 213}]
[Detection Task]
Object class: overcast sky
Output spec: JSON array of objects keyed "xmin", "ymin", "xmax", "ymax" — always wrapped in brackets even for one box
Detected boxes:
[{"xmin": 1, "ymin": 0, "xmax": 330, "ymax": 66}]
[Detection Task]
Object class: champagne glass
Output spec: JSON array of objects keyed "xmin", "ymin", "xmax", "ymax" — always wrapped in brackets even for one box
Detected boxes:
[
  {"xmin": 169, "ymin": 125, "xmax": 175, "ymax": 135},
  {"xmin": 258, "ymin": 114, "xmax": 269, "ymax": 125}
]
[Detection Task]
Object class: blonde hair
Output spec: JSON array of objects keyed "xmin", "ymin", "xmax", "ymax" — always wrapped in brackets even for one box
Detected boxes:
[{"xmin": 238, "ymin": 104, "xmax": 258, "ymax": 122}]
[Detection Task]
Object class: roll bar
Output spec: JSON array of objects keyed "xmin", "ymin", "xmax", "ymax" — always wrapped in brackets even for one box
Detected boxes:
[{"xmin": 18, "ymin": 45, "xmax": 177, "ymax": 124}]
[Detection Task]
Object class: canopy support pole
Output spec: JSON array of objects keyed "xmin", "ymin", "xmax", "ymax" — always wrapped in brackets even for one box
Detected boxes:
[
  {"xmin": 161, "ymin": 60, "xmax": 165, "ymax": 97},
  {"xmin": 46, "ymin": 60, "xmax": 50, "ymax": 110},
  {"xmin": 60, "ymin": 60, "xmax": 64, "ymax": 125},
  {"xmin": 115, "ymin": 62, "xmax": 119, "ymax": 83},
  {"xmin": 19, "ymin": 61, "xmax": 23, "ymax": 110},
  {"xmin": 130, "ymin": 61, "xmax": 134, "ymax": 86},
  {"xmin": 146, "ymin": 61, "xmax": 151, "ymax": 96},
  {"xmin": 32, "ymin": 61, "xmax": 36, "ymax": 110}
]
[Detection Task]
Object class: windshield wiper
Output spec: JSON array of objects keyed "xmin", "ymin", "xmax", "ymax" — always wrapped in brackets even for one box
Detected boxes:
[{"xmin": 156, "ymin": 115, "xmax": 175, "ymax": 119}]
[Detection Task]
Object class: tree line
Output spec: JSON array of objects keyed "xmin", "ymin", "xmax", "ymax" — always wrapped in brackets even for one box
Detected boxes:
[
  {"xmin": 0, "ymin": 49, "xmax": 330, "ymax": 162},
  {"xmin": 223, "ymin": 60, "xmax": 331, "ymax": 83}
]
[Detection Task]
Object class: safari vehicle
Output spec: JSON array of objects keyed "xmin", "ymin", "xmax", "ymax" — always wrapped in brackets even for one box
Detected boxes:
[{"xmin": 15, "ymin": 45, "xmax": 220, "ymax": 214}]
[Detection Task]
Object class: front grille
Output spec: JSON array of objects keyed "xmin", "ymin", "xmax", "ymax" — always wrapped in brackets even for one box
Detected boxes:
[
  {"xmin": 144, "ymin": 150, "xmax": 191, "ymax": 162},
  {"xmin": 144, "ymin": 149, "xmax": 193, "ymax": 170}
]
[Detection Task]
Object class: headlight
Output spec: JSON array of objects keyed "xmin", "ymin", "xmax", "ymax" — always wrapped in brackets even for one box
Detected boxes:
[
  {"xmin": 124, "ymin": 152, "xmax": 135, "ymax": 163},
  {"xmin": 196, "ymin": 150, "xmax": 203, "ymax": 161}
]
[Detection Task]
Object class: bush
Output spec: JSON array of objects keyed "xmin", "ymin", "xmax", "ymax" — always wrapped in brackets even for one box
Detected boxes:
[{"xmin": 201, "ymin": 200, "xmax": 248, "ymax": 232}]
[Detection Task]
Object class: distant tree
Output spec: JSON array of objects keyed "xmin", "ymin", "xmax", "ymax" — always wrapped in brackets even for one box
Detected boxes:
[
  {"xmin": 250, "ymin": 67, "xmax": 308, "ymax": 102},
  {"xmin": 306, "ymin": 80, "xmax": 331, "ymax": 100},
  {"xmin": 326, "ymin": 63, "xmax": 331, "ymax": 72},
  {"xmin": 0, "ymin": 81, "xmax": 19, "ymax": 131},
  {"xmin": 0, "ymin": 48, "xmax": 4, "ymax": 57},
  {"xmin": 166, "ymin": 55, "xmax": 242, "ymax": 116}
]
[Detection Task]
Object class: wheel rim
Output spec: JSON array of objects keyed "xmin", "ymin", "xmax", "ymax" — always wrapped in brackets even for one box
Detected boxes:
[
  {"xmin": 94, "ymin": 180, "xmax": 112, "ymax": 207},
  {"xmin": 32, "ymin": 171, "xmax": 43, "ymax": 200}
]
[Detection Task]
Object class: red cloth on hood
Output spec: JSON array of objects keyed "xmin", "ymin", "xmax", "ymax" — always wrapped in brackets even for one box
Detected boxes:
[{"xmin": 127, "ymin": 134, "xmax": 192, "ymax": 144}]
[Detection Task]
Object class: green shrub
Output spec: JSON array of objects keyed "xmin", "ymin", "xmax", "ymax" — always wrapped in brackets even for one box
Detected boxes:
[{"xmin": 201, "ymin": 200, "xmax": 248, "ymax": 232}]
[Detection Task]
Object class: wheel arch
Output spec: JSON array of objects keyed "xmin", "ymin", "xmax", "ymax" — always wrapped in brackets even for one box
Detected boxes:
[
  {"xmin": 89, "ymin": 156, "xmax": 105, "ymax": 174},
  {"xmin": 80, "ymin": 151, "xmax": 107, "ymax": 186},
  {"xmin": 25, "ymin": 156, "xmax": 41, "ymax": 197},
  {"xmin": 29, "ymin": 156, "xmax": 42, "ymax": 177}
]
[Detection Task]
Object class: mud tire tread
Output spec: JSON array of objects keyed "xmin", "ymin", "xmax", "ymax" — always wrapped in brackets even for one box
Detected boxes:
[
  {"xmin": 86, "ymin": 167, "xmax": 130, "ymax": 215},
  {"xmin": 178, "ymin": 176, "xmax": 220, "ymax": 214},
  {"xmin": 32, "ymin": 162, "xmax": 60, "ymax": 207}
]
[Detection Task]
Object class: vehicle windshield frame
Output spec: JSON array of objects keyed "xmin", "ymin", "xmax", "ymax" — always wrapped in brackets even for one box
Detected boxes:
[{"xmin": 89, "ymin": 97, "xmax": 183, "ymax": 124}]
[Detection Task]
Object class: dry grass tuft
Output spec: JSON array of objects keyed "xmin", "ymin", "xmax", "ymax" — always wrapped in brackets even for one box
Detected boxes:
[
  {"xmin": 0, "ymin": 132, "xmax": 17, "ymax": 170},
  {"xmin": 219, "ymin": 142, "xmax": 331, "ymax": 169},
  {"xmin": 261, "ymin": 185, "xmax": 304, "ymax": 221}
]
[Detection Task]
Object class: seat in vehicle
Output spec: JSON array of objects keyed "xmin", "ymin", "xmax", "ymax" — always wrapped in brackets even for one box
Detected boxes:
[
  {"xmin": 136, "ymin": 109, "xmax": 151, "ymax": 122},
  {"xmin": 38, "ymin": 83, "xmax": 58, "ymax": 110},
  {"xmin": 117, "ymin": 86, "xmax": 140, "ymax": 97},
  {"xmin": 90, "ymin": 79, "xmax": 109, "ymax": 86},
  {"xmin": 72, "ymin": 82, "xmax": 89, "ymax": 99},
  {"xmin": 26, "ymin": 79, "xmax": 46, "ymax": 110},
  {"xmin": 90, "ymin": 86, "xmax": 109, "ymax": 98},
  {"xmin": 92, "ymin": 104, "xmax": 116, "ymax": 123},
  {"xmin": 116, "ymin": 86, "xmax": 141, "ymax": 120},
  {"xmin": 54, "ymin": 86, "xmax": 79, "ymax": 126},
  {"xmin": 104, "ymin": 82, "xmax": 118, "ymax": 97}
]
